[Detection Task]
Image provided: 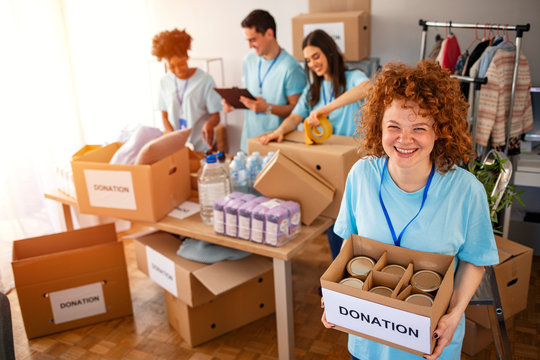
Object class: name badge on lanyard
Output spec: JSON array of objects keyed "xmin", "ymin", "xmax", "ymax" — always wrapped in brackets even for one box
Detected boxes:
[
  {"xmin": 174, "ymin": 76, "xmax": 189, "ymax": 129},
  {"xmin": 257, "ymin": 48, "xmax": 282, "ymax": 97}
]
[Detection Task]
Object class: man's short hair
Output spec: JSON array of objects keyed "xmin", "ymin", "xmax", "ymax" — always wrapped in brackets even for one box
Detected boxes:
[{"xmin": 241, "ymin": 9, "xmax": 277, "ymax": 38}]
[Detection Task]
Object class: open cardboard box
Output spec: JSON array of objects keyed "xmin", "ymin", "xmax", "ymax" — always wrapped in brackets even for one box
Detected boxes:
[
  {"xmin": 320, "ymin": 234, "xmax": 455, "ymax": 356},
  {"xmin": 134, "ymin": 231, "xmax": 273, "ymax": 308},
  {"xmin": 247, "ymin": 131, "xmax": 359, "ymax": 219},
  {"xmin": 11, "ymin": 224, "xmax": 133, "ymax": 339},
  {"xmin": 253, "ymin": 150, "xmax": 335, "ymax": 225},
  {"xmin": 71, "ymin": 143, "xmax": 191, "ymax": 222},
  {"xmin": 465, "ymin": 235, "xmax": 532, "ymax": 328}
]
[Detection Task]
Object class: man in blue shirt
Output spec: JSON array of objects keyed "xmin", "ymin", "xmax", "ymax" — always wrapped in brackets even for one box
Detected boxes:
[{"xmin": 222, "ymin": 9, "xmax": 306, "ymax": 152}]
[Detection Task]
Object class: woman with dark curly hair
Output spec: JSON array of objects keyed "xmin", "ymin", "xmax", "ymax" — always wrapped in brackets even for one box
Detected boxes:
[
  {"xmin": 152, "ymin": 28, "xmax": 221, "ymax": 151},
  {"xmin": 321, "ymin": 61, "xmax": 498, "ymax": 360}
]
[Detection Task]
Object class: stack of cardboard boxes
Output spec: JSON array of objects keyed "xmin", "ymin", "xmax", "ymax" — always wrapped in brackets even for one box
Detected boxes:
[{"xmin": 291, "ymin": 0, "xmax": 371, "ymax": 62}]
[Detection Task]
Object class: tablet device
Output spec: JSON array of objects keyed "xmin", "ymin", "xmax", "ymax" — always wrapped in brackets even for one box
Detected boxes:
[{"xmin": 214, "ymin": 87, "xmax": 256, "ymax": 109}]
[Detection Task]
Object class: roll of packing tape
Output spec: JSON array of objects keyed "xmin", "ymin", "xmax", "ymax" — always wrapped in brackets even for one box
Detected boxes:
[{"xmin": 304, "ymin": 116, "xmax": 333, "ymax": 145}]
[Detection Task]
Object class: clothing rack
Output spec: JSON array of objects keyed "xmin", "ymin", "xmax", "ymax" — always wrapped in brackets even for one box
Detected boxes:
[{"xmin": 419, "ymin": 20, "xmax": 530, "ymax": 154}]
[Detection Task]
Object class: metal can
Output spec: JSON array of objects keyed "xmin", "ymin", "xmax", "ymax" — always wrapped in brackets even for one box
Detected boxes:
[
  {"xmin": 411, "ymin": 270, "xmax": 442, "ymax": 293},
  {"xmin": 381, "ymin": 264, "xmax": 407, "ymax": 278},
  {"xmin": 347, "ymin": 256, "xmax": 375, "ymax": 278},
  {"xmin": 404, "ymin": 293, "xmax": 434, "ymax": 307},
  {"xmin": 368, "ymin": 285, "xmax": 393, "ymax": 297},
  {"xmin": 339, "ymin": 277, "xmax": 364, "ymax": 289}
]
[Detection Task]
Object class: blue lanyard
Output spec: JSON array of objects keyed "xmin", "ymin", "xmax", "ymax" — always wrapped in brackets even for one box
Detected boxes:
[
  {"xmin": 378, "ymin": 157, "xmax": 435, "ymax": 247},
  {"xmin": 258, "ymin": 48, "xmax": 282, "ymax": 92},
  {"xmin": 174, "ymin": 75, "xmax": 189, "ymax": 109},
  {"xmin": 321, "ymin": 83, "xmax": 334, "ymax": 105}
]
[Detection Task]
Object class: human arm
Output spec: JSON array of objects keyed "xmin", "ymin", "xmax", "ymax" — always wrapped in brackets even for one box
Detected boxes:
[
  {"xmin": 161, "ymin": 111, "xmax": 174, "ymax": 133},
  {"xmin": 424, "ymin": 261, "xmax": 484, "ymax": 360},
  {"xmin": 202, "ymin": 112, "xmax": 220, "ymax": 148},
  {"xmin": 306, "ymin": 80, "xmax": 372, "ymax": 126},
  {"xmin": 258, "ymin": 113, "xmax": 304, "ymax": 144},
  {"xmin": 221, "ymin": 98, "xmax": 234, "ymax": 113},
  {"xmin": 239, "ymin": 93, "xmax": 302, "ymax": 118},
  {"xmin": 320, "ymin": 297, "xmax": 335, "ymax": 328}
]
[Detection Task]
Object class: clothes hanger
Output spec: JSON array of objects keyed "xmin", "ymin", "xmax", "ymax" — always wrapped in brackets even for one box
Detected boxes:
[{"xmin": 466, "ymin": 23, "xmax": 480, "ymax": 51}]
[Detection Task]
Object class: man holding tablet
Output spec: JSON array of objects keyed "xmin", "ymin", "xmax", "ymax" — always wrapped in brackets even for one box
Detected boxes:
[{"xmin": 221, "ymin": 9, "xmax": 306, "ymax": 152}]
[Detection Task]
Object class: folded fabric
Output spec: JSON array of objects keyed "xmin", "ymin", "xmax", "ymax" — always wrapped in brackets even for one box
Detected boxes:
[
  {"xmin": 110, "ymin": 125, "xmax": 162, "ymax": 165},
  {"xmin": 177, "ymin": 238, "xmax": 251, "ymax": 264},
  {"xmin": 135, "ymin": 128, "xmax": 191, "ymax": 165}
]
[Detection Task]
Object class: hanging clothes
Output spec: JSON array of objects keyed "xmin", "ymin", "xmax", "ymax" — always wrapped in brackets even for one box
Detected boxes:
[
  {"xmin": 460, "ymin": 39, "xmax": 490, "ymax": 98},
  {"xmin": 476, "ymin": 48, "xmax": 533, "ymax": 153},
  {"xmin": 427, "ymin": 35, "xmax": 443, "ymax": 61},
  {"xmin": 437, "ymin": 34, "xmax": 461, "ymax": 73},
  {"xmin": 454, "ymin": 49, "xmax": 469, "ymax": 75}
]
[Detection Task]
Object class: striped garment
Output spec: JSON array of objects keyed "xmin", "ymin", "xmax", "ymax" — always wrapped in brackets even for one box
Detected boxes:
[{"xmin": 476, "ymin": 49, "xmax": 533, "ymax": 147}]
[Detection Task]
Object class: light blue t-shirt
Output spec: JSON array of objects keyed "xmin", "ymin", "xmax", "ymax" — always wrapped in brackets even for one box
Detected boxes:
[
  {"xmin": 334, "ymin": 157, "xmax": 499, "ymax": 360},
  {"xmin": 158, "ymin": 68, "xmax": 222, "ymax": 151},
  {"xmin": 241, "ymin": 49, "xmax": 306, "ymax": 152},
  {"xmin": 292, "ymin": 70, "xmax": 368, "ymax": 136}
]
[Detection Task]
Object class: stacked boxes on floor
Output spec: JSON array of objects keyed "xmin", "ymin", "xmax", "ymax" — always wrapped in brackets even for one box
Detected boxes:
[
  {"xmin": 11, "ymin": 224, "xmax": 133, "ymax": 339},
  {"xmin": 134, "ymin": 231, "xmax": 275, "ymax": 346}
]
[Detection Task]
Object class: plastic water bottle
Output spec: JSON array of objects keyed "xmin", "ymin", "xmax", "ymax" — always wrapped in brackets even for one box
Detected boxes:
[
  {"xmin": 262, "ymin": 151, "xmax": 275, "ymax": 168},
  {"xmin": 198, "ymin": 154, "xmax": 231, "ymax": 225},
  {"xmin": 229, "ymin": 158, "xmax": 249, "ymax": 193}
]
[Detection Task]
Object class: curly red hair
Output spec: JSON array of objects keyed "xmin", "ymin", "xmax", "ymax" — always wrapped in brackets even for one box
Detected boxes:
[
  {"xmin": 359, "ymin": 61, "xmax": 473, "ymax": 173},
  {"xmin": 151, "ymin": 28, "xmax": 192, "ymax": 61}
]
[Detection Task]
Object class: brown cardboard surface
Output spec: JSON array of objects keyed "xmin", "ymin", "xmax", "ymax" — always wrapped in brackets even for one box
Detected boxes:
[
  {"xmin": 11, "ymin": 224, "xmax": 132, "ymax": 339},
  {"xmin": 462, "ymin": 318, "xmax": 494, "ymax": 356},
  {"xmin": 465, "ymin": 235, "xmax": 533, "ymax": 328},
  {"xmin": 71, "ymin": 143, "xmax": 190, "ymax": 222},
  {"xmin": 292, "ymin": 11, "xmax": 370, "ymax": 61},
  {"xmin": 253, "ymin": 150, "xmax": 335, "ymax": 225},
  {"xmin": 320, "ymin": 234, "xmax": 455, "ymax": 356},
  {"xmin": 308, "ymin": 0, "xmax": 371, "ymax": 13},
  {"xmin": 247, "ymin": 131, "xmax": 359, "ymax": 219},
  {"xmin": 134, "ymin": 231, "xmax": 273, "ymax": 307},
  {"xmin": 164, "ymin": 268, "xmax": 275, "ymax": 347}
]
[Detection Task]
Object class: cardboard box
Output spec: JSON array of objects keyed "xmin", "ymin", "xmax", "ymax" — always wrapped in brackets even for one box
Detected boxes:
[
  {"xmin": 320, "ymin": 234, "xmax": 455, "ymax": 356},
  {"xmin": 71, "ymin": 143, "xmax": 190, "ymax": 222},
  {"xmin": 134, "ymin": 231, "xmax": 274, "ymax": 308},
  {"xmin": 164, "ymin": 268, "xmax": 275, "ymax": 347},
  {"xmin": 254, "ymin": 150, "xmax": 335, "ymax": 225},
  {"xmin": 292, "ymin": 11, "xmax": 370, "ymax": 61},
  {"xmin": 465, "ymin": 235, "xmax": 533, "ymax": 328},
  {"xmin": 11, "ymin": 224, "xmax": 133, "ymax": 339},
  {"xmin": 309, "ymin": 0, "xmax": 371, "ymax": 13},
  {"xmin": 461, "ymin": 317, "xmax": 515, "ymax": 356},
  {"xmin": 247, "ymin": 131, "xmax": 359, "ymax": 219}
]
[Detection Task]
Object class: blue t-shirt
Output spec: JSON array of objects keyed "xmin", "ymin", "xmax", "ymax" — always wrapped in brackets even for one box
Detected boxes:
[
  {"xmin": 158, "ymin": 68, "xmax": 222, "ymax": 151},
  {"xmin": 240, "ymin": 49, "xmax": 306, "ymax": 152},
  {"xmin": 334, "ymin": 157, "xmax": 499, "ymax": 360},
  {"xmin": 292, "ymin": 70, "xmax": 368, "ymax": 136}
]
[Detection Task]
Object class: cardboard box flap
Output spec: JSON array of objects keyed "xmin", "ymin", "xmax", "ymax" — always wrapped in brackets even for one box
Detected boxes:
[
  {"xmin": 192, "ymin": 255, "xmax": 273, "ymax": 296},
  {"xmin": 495, "ymin": 235, "xmax": 532, "ymax": 263},
  {"xmin": 12, "ymin": 223, "xmax": 117, "ymax": 261},
  {"xmin": 73, "ymin": 142, "xmax": 122, "ymax": 163}
]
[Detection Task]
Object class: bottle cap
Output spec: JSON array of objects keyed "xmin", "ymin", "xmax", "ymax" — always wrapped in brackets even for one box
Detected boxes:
[
  {"xmin": 339, "ymin": 277, "xmax": 364, "ymax": 289},
  {"xmin": 381, "ymin": 264, "xmax": 407, "ymax": 278},
  {"xmin": 404, "ymin": 293, "xmax": 434, "ymax": 307},
  {"xmin": 411, "ymin": 270, "xmax": 442, "ymax": 293},
  {"xmin": 347, "ymin": 256, "xmax": 375, "ymax": 278},
  {"xmin": 205, "ymin": 154, "xmax": 217, "ymax": 164},
  {"xmin": 368, "ymin": 286, "xmax": 393, "ymax": 297}
]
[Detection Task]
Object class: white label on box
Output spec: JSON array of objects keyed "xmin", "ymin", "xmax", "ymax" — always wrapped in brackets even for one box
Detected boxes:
[
  {"xmin": 322, "ymin": 288, "xmax": 431, "ymax": 354},
  {"xmin": 238, "ymin": 216, "xmax": 250, "ymax": 239},
  {"xmin": 169, "ymin": 200, "xmax": 200, "ymax": 220},
  {"xmin": 225, "ymin": 213, "xmax": 237, "ymax": 237},
  {"xmin": 266, "ymin": 222, "xmax": 278, "ymax": 245},
  {"xmin": 84, "ymin": 169, "xmax": 136, "ymax": 210},
  {"xmin": 303, "ymin": 22, "xmax": 345, "ymax": 53},
  {"xmin": 252, "ymin": 219, "xmax": 264, "ymax": 243},
  {"xmin": 146, "ymin": 246, "xmax": 178, "ymax": 297},
  {"xmin": 48, "ymin": 282, "xmax": 106, "ymax": 324},
  {"xmin": 214, "ymin": 209, "xmax": 225, "ymax": 234}
]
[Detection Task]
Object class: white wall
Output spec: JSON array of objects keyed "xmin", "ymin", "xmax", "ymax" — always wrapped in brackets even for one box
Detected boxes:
[{"xmin": 148, "ymin": 0, "xmax": 540, "ymax": 153}]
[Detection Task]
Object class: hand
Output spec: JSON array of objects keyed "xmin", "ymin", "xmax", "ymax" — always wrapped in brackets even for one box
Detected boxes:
[
  {"xmin": 221, "ymin": 98, "xmax": 233, "ymax": 113},
  {"xmin": 202, "ymin": 120, "xmax": 216, "ymax": 148},
  {"xmin": 320, "ymin": 297, "xmax": 335, "ymax": 329},
  {"xmin": 240, "ymin": 96, "xmax": 269, "ymax": 113},
  {"xmin": 307, "ymin": 108, "xmax": 328, "ymax": 126},
  {"xmin": 259, "ymin": 128, "xmax": 285, "ymax": 145},
  {"xmin": 423, "ymin": 310, "xmax": 462, "ymax": 360}
]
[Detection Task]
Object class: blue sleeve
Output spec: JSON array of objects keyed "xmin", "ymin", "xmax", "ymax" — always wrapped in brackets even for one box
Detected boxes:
[
  {"xmin": 285, "ymin": 63, "xmax": 307, "ymax": 97},
  {"xmin": 457, "ymin": 179, "xmax": 499, "ymax": 266},
  {"xmin": 348, "ymin": 70, "xmax": 369, "ymax": 88},
  {"xmin": 291, "ymin": 85, "xmax": 311, "ymax": 118},
  {"xmin": 334, "ymin": 162, "xmax": 360, "ymax": 239},
  {"xmin": 204, "ymin": 75, "xmax": 222, "ymax": 114}
]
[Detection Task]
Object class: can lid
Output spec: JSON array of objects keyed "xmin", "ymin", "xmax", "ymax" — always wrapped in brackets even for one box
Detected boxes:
[
  {"xmin": 368, "ymin": 286, "xmax": 393, "ymax": 297},
  {"xmin": 404, "ymin": 294, "xmax": 434, "ymax": 307},
  {"xmin": 339, "ymin": 277, "xmax": 364, "ymax": 289},
  {"xmin": 347, "ymin": 256, "xmax": 375, "ymax": 277},
  {"xmin": 411, "ymin": 270, "xmax": 442, "ymax": 292},
  {"xmin": 381, "ymin": 264, "xmax": 406, "ymax": 277}
]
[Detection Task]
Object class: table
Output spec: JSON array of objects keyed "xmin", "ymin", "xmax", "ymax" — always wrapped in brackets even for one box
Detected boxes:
[{"xmin": 45, "ymin": 189, "xmax": 333, "ymax": 360}]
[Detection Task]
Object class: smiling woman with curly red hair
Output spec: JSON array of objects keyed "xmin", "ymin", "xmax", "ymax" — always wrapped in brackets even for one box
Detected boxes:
[{"xmin": 321, "ymin": 61, "xmax": 499, "ymax": 360}]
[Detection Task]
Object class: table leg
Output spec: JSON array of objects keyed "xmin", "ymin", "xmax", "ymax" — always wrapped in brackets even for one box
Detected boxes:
[
  {"xmin": 61, "ymin": 204, "xmax": 74, "ymax": 231},
  {"xmin": 273, "ymin": 258, "xmax": 294, "ymax": 360}
]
